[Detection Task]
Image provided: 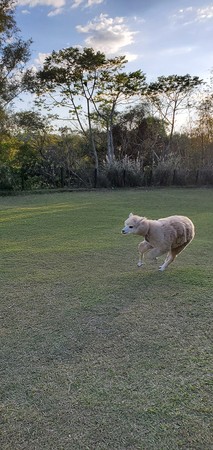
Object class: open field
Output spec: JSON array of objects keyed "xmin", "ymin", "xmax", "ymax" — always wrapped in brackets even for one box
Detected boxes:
[{"xmin": 0, "ymin": 188, "xmax": 212, "ymax": 450}]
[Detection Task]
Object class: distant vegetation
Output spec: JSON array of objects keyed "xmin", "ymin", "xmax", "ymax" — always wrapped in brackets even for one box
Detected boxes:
[{"xmin": 0, "ymin": 1, "xmax": 213, "ymax": 191}]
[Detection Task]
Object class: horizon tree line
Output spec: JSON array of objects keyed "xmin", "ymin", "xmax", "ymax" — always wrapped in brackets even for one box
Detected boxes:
[{"xmin": 0, "ymin": 1, "xmax": 212, "ymax": 190}]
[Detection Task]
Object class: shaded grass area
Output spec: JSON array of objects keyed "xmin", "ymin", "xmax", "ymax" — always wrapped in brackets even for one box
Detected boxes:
[{"xmin": 0, "ymin": 189, "xmax": 212, "ymax": 449}]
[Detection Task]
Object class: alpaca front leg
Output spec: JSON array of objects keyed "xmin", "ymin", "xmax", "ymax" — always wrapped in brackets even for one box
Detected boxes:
[{"xmin": 137, "ymin": 241, "xmax": 152, "ymax": 267}]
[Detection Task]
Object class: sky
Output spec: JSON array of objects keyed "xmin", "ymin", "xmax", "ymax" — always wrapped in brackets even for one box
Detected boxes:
[
  {"xmin": 14, "ymin": 0, "xmax": 213, "ymax": 128},
  {"xmin": 15, "ymin": 0, "xmax": 213, "ymax": 82}
]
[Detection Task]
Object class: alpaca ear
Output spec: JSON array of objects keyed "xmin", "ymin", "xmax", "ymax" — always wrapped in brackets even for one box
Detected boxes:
[{"xmin": 129, "ymin": 212, "xmax": 133, "ymax": 217}]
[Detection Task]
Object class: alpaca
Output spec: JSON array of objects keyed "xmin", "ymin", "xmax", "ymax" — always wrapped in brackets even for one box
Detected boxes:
[{"xmin": 122, "ymin": 213, "xmax": 195, "ymax": 271}]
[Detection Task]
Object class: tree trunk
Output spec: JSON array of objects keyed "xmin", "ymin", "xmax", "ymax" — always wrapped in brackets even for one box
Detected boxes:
[
  {"xmin": 87, "ymin": 99, "xmax": 99, "ymax": 171},
  {"xmin": 106, "ymin": 126, "xmax": 115, "ymax": 163}
]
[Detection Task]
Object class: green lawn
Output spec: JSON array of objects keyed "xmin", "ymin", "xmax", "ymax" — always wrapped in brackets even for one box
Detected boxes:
[{"xmin": 0, "ymin": 188, "xmax": 212, "ymax": 450}]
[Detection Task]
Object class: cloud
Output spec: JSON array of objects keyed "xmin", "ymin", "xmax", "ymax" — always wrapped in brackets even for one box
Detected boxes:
[
  {"xmin": 71, "ymin": 0, "xmax": 104, "ymax": 8},
  {"xmin": 34, "ymin": 52, "xmax": 50, "ymax": 67},
  {"xmin": 159, "ymin": 46, "xmax": 194, "ymax": 56},
  {"xmin": 123, "ymin": 52, "xmax": 138, "ymax": 63},
  {"xmin": 76, "ymin": 14, "xmax": 138, "ymax": 56},
  {"xmin": 48, "ymin": 7, "xmax": 64, "ymax": 16},
  {"xmin": 21, "ymin": 9, "xmax": 31, "ymax": 14},
  {"xmin": 172, "ymin": 5, "xmax": 213, "ymax": 26},
  {"xmin": 17, "ymin": 0, "xmax": 65, "ymax": 8},
  {"xmin": 71, "ymin": 0, "xmax": 84, "ymax": 8},
  {"xmin": 86, "ymin": 0, "xmax": 104, "ymax": 6},
  {"xmin": 196, "ymin": 5, "xmax": 213, "ymax": 21}
]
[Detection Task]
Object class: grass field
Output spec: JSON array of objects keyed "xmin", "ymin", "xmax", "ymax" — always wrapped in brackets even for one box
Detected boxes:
[{"xmin": 0, "ymin": 188, "xmax": 212, "ymax": 450}]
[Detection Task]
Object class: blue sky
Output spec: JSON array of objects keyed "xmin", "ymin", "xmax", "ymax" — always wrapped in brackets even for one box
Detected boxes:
[{"xmin": 15, "ymin": 0, "xmax": 213, "ymax": 83}]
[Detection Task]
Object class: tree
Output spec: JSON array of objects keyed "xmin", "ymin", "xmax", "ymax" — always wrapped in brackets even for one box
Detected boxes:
[
  {"xmin": 192, "ymin": 92, "xmax": 213, "ymax": 167},
  {"xmin": 0, "ymin": 0, "xmax": 32, "ymax": 111},
  {"xmin": 145, "ymin": 74, "xmax": 203, "ymax": 151},
  {"xmin": 0, "ymin": 0, "xmax": 15, "ymax": 35},
  {"xmin": 112, "ymin": 104, "xmax": 167, "ymax": 167},
  {"xmin": 27, "ymin": 47, "xmax": 108, "ymax": 172},
  {"xmin": 93, "ymin": 69, "xmax": 146, "ymax": 162},
  {"xmin": 14, "ymin": 110, "xmax": 55, "ymax": 158},
  {"xmin": 27, "ymin": 47, "xmax": 146, "ymax": 168}
]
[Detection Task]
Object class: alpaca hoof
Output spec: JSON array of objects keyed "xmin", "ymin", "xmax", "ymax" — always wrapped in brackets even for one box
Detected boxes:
[{"xmin": 137, "ymin": 262, "xmax": 143, "ymax": 268}]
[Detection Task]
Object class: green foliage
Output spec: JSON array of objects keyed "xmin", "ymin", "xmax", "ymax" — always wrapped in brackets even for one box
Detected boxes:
[
  {"xmin": 0, "ymin": 0, "xmax": 31, "ymax": 111},
  {"xmin": 0, "ymin": 0, "xmax": 15, "ymax": 36},
  {"xmin": 0, "ymin": 164, "xmax": 14, "ymax": 189},
  {"xmin": 146, "ymin": 74, "xmax": 203, "ymax": 147},
  {"xmin": 148, "ymin": 74, "xmax": 202, "ymax": 94}
]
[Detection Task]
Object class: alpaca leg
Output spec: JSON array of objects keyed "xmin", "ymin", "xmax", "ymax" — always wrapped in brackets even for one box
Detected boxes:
[
  {"xmin": 137, "ymin": 241, "xmax": 153, "ymax": 267},
  {"xmin": 147, "ymin": 247, "xmax": 168, "ymax": 263},
  {"xmin": 159, "ymin": 243, "xmax": 189, "ymax": 271},
  {"xmin": 159, "ymin": 252, "xmax": 175, "ymax": 271}
]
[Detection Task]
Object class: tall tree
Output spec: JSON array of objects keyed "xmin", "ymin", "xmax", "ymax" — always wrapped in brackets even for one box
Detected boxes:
[
  {"xmin": 145, "ymin": 74, "xmax": 202, "ymax": 151},
  {"xmin": 94, "ymin": 69, "xmax": 146, "ymax": 162},
  {"xmin": 27, "ymin": 47, "xmax": 146, "ymax": 168},
  {"xmin": 0, "ymin": 0, "xmax": 32, "ymax": 112},
  {"xmin": 28, "ymin": 47, "xmax": 108, "ymax": 171}
]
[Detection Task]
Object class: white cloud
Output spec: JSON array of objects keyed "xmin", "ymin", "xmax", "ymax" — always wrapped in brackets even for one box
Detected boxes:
[
  {"xmin": 71, "ymin": 0, "xmax": 104, "ymax": 9},
  {"xmin": 86, "ymin": 0, "xmax": 104, "ymax": 6},
  {"xmin": 48, "ymin": 7, "xmax": 64, "ymax": 16},
  {"xmin": 34, "ymin": 52, "xmax": 50, "ymax": 67},
  {"xmin": 172, "ymin": 5, "xmax": 213, "ymax": 26},
  {"xmin": 76, "ymin": 14, "xmax": 138, "ymax": 56},
  {"xmin": 71, "ymin": 0, "xmax": 84, "ymax": 8},
  {"xmin": 196, "ymin": 6, "xmax": 213, "ymax": 21},
  {"xmin": 123, "ymin": 52, "xmax": 138, "ymax": 63},
  {"xmin": 17, "ymin": 0, "xmax": 65, "ymax": 8},
  {"xmin": 21, "ymin": 9, "xmax": 31, "ymax": 14}
]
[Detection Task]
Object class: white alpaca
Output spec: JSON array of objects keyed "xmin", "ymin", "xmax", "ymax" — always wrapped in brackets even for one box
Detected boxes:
[{"xmin": 122, "ymin": 213, "xmax": 195, "ymax": 271}]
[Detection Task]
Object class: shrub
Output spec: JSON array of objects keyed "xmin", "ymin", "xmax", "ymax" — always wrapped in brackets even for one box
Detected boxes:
[
  {"xmin": 101, "ymin": 158, "xmax": 144, "ymax": 188},
  {"xmin": 0, "ymin": 165, "xmax": 16, "ymax": 190}
]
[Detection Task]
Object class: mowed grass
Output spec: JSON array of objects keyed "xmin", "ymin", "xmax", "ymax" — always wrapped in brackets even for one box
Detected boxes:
[{"xmin": 0, "ymin": 188, "xmax": 212, "ymax": 450}]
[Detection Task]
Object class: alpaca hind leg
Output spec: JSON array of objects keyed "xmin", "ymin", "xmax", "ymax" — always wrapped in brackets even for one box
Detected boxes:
[
  {"xmin": 159, "ymin": 243, "xmax": 188, "ymax": 271},
  {"xmin": 159, "ymin": 251, "xmax": 175, "ymax": 271}
]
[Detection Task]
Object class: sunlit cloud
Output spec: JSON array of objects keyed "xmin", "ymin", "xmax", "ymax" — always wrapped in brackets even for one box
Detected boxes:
[
  {"xmin": 76, "ymin": 13, "xmax": 138, "ymax": 57},
  {"xmin": 17, "ymin": 0, "xmax": 65, "ymax": 8}
]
